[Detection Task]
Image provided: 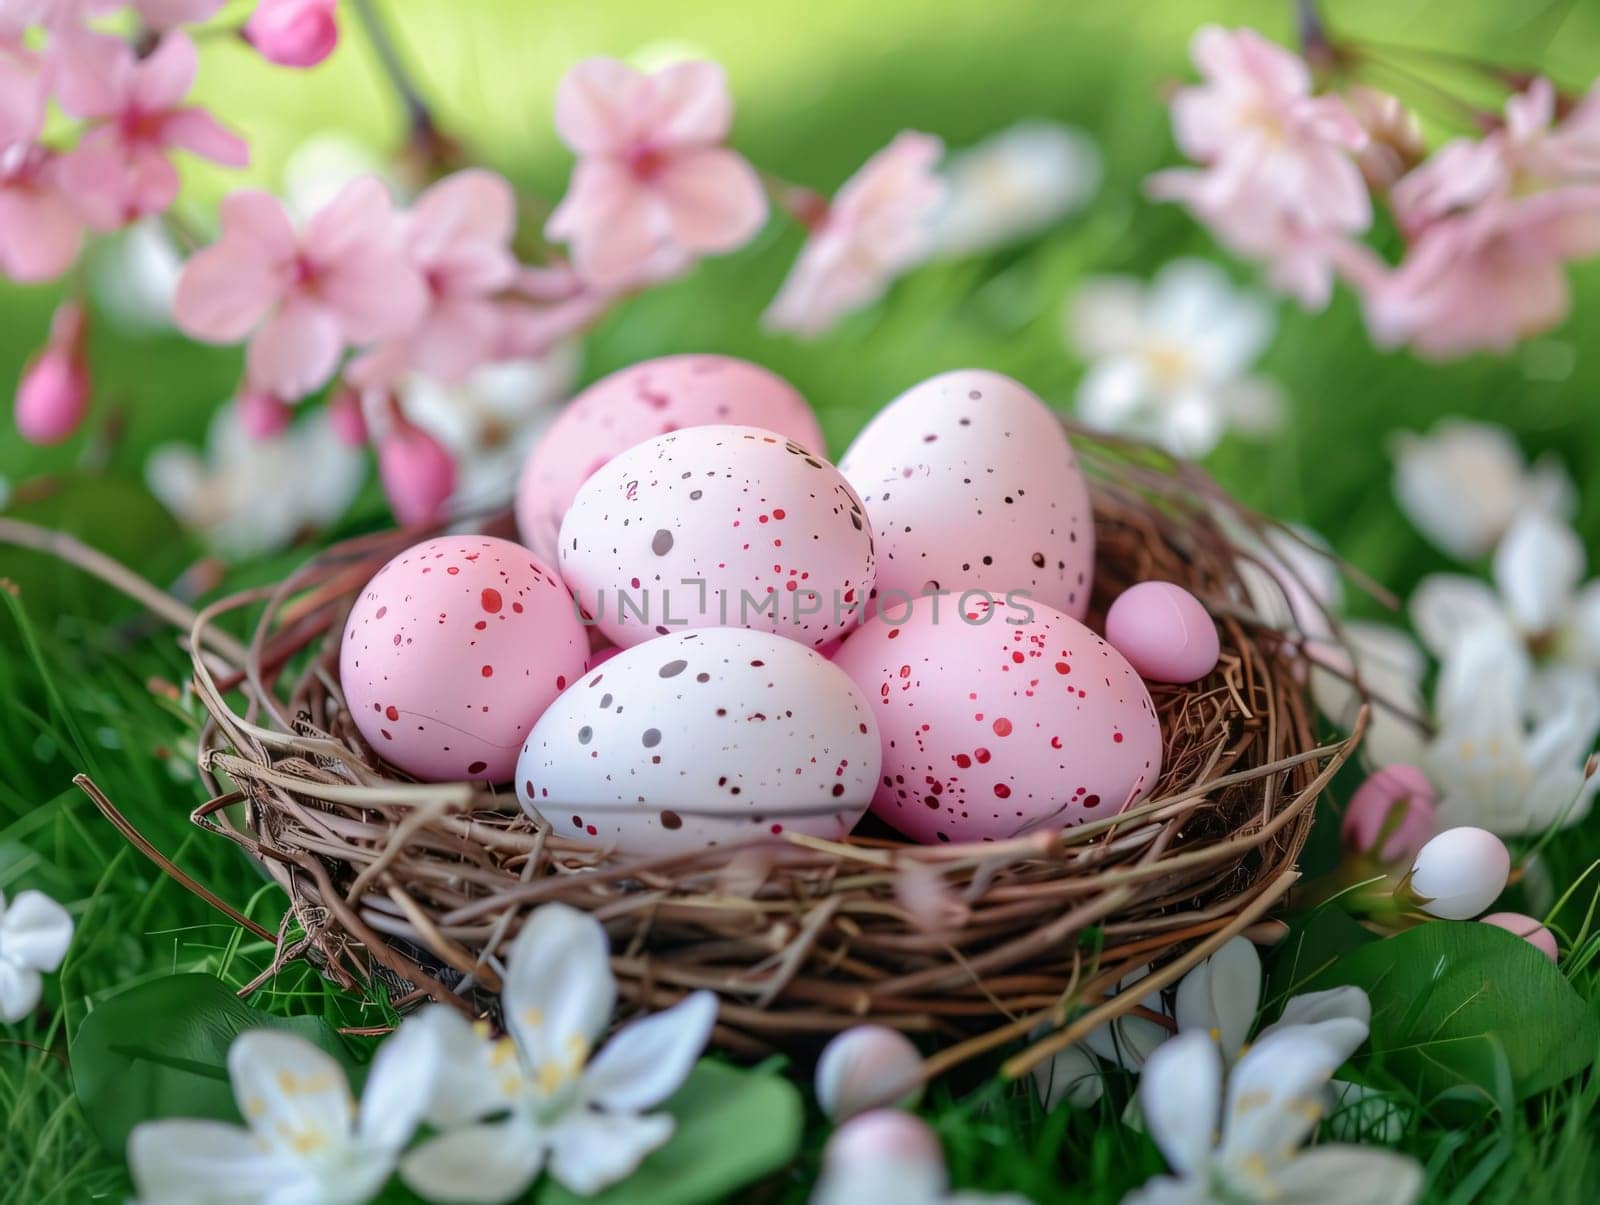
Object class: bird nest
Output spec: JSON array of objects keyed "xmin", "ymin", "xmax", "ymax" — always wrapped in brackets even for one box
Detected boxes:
[{"xmin": 43, "ymin": 424, "xmax": 1371, "ymax": 1080}]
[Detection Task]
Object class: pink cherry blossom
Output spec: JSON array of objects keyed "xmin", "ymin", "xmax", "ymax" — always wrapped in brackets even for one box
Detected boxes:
[
  {"xmin": 54, "ymin": 30, "xmax": 248, "ymax": 229},
  {"xmin": 545, "ymin": 57, "xmax": 767, "ymax": 289},
  {"xmin": 0, "ymin": 41, "xmax": 83, "ymax": 282},
  {"xmin": 349, "ymin": 169, "xmax": 519, "ymax": 387},
  {"xmin": 173, "ymin": 178, "xmax": 429, "ymax": 399},
  {"xmin": 1147, "ymin": 26, "xmax": 1370, "ymax": 308},
  {"xmin": 1348, "ymin": 186, "xmax": 1600, "ymax": 358},
  {"xmin": 14, "ymin": 300, "xmax": 89, "ymax": 445},
  {"xmin": 763, "ymin": 131, "xmax": 944, "ymax": 337},
  {"xmin": 245, "ymin": 0, "xmax": 338, "ymax": 69}
]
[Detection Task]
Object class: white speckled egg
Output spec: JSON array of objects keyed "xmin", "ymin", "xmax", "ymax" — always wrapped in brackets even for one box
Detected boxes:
[
  {"xmin": 515, "ymin": 355, "xmax": 827, "ymax": 562},
  {"xmin": 558, "ymin": 425, "xmax": 877, "ymax": 650},
  {"xmin": 340, "ymin": 535, "xmax": 589, "ymax": 782},
  {"xmin": 517, "ymin": 629, "xmax": 880, "ymax": 854},
  {"xmin": 839, "ymin": 369, "xmax": 1095, "ymax": 619},
  {"xmin": 831, "ymin": 594, "xmax": 1161, "ymax": 844}
]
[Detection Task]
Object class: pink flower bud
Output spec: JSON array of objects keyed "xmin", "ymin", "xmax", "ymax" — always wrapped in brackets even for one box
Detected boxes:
[
  {"xmin": 1480, "ymin": 911, "xmax": 1558, "ymax": 962},
  {"xmin": 815, "ymin": 1025, "xmax": 924, "ymax": 1121},
  {"xmin": 15, "ymin": 303, "xmax": 89, "ymax": 446},
  {"xmin": 378, "ymin": 422, "xmax": 456, "ymax": 527},
  {"xmin": 327, "ymin": 387, "xmax": 368, "ymax": 446},
  {"xmin": 245, "ymin": 0, "xmax": 338, "ymax": 68},
  {"xmin": 1341, "ymin": 764, "xmax": 1437, "ymax": 863},
  {"xmin": 823, "ymin": 1109, "xmax": 944, "ymax": 1178},
  {"xmin": 1407, "ymin": 827, "xmax": 1510, "ymax": 920},
  {"xmin": 236, "ymin": 387, "xmax": 292, "ymax": 439}
]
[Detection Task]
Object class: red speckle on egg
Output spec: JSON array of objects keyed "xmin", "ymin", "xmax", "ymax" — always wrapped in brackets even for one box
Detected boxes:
[
  {"xmin": 994, "ymin": 783, "xmax": 1011, "ymax": 798},
  {"xmin": 974, "ymin": 748, "xmax": 991, "ymax": 764},
  {"xmin": 481, "ymin": 589, "xmax": 502, "ymax": 613},
  {"xmin": 385, "ymin": 706, "xmax": 399, "ymax": 721},
  {"xmin": 482, "ymin": 665, "xmax": 494, "ymax": 678},
  {"xmin": 993, "ymin": 718, "xmax": 1013, "ymax": 737}
]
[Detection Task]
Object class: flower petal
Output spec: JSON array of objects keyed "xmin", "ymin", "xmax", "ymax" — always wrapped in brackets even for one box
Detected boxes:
[
  {"xmin": 1174, "ymin": 936, "xmax": 1260, "ymax": 1063},
  {"xmin": 1270, "ymin": 1145, "xmax": 1424, "ymax": 1205},
  {"xmin": 1407, "ymin": 574, "xmax": 1510, "ymax": 659},
  {"xmin": 1031, "ymin": 1041, "xmax": 1105, "ymax": 1110},
  {"xmin": 546, "ymin": 1108, "xmax": 675, "ymax": 1197},
  {"xmin": 502, "ymin": 902, "xmax": 616, "ymax": 1077},
  {"xmin": 645, "ymin": 59, "xmax": 733, "ymax": 147},
  {"xmin": 132, "ymin": 30, "xmax": 198, "ymax": 114},
  {"xmin": 0, "ymin": 961, "xmax": 41, "ymax": 1023},
  {"xmin": 408, "ymin": 169, "xmax": 517, "ymax": 277},
  {"xmin": 406, "ymin": 1006, "xmax": 520, "ymax": 1129},
  {"xmin": 127, "ymin": 1120, "xmax": 289, "ymax": 1202},
  {"xmin": 553, "ymin": 57, "xmax": 646, "ymax": 156},
  {"xmin": 358, "ymin": 1014, "xmax": 440, "ymax": 1152},
  {"xmin": 246, "ymin": 299, "xmax": 343, "ymax": 399},
  {"xmin": 227, "ymin": 1030, "xmax": 356, "ymax": 1151},
  {"xmin": 0, "ymin": 890, "xmax": 72, "ymax": 972},
  {"xmin": 654, "ymin": 146, "xmax": 768, "ymax": 253},
  {"xmin": 1138, "ymin": 1030, "xmax": 1222, "ymax": 1177},
  {"xmin": 582, "ymin": 990, "xmax": 716, "ymax": 1112},
  {"xmin": 401, "ymin": 1120, "xmax": 545, "ymax": 1205},
  {"xmin": 1492, "ymin": 509, "xmax": 1584, "ymax": 636},
  {"xmin": 1218, "ymin": 1028, "xmax": 1350, "ymax": 1171},
  {"xmin": 163, "ymin": 107, "xmax": 250, "ymax": 167}
]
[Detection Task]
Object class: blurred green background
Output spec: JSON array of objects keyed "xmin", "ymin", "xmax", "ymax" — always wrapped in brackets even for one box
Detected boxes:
[{"xmin": 3, "ymin": 0, "xmax": 1600, "ymax": 1199}]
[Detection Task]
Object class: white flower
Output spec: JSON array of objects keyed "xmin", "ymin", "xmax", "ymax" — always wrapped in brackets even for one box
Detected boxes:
[
  {"xmin": 0, "ymin": 890, "xmax": 72, "ymax": 1022},
  {"xmin": 1032, "ymin": 961, "xmax": 1170, "ymax": 1110},
  {"xmin": 815, "ymin": 1024, "xmax": 924, "ymax": 1121},
  {"xmin": 90, "ymin": 218, "xmax": 181, "ymax": 336},
  {"xmin": 1127, "ymin": 1011, "xmax": 1422, "ymax": 1205},
  {"xmin": 1405, "ymin": 826, "xmax": 1511, "ymax": 919},
  {"xmin": 1424, "ymin": 626, "xmax": 1600, "ymax": 834},
  {"xmin": 1309, "ymin": 621, "xmax": 1430, "ymax": 770},
  {"xmin": 929, "ymin": 121, "xmax": 1101, "ymax": 257},
  {"xmin": 1391, "ymin": 419, "xmax": 1574, "ymax": 562},
  {"xmin": 129, "ymin": 1026, "xmax": 436, "ymax": 1205},
  {"xmin": 400, "ymin": 902, "xmax": 716, "ymax": 1202},
  {"xmin": 145, "ymin": 403, "xmax": 365, "ymax": 559},
  {"xmin": 813, "ymin": 1110, "xmax": 1033, "ymax": 1205},
  {"xmin": 1069, "ymin": 260, "xmax": 1283, "ymax": 458},
  {"xmin": 398, "ymin": 346, "xmax": 580, "ymax": 511},
  {"xmin": 1410, "ymin": 509, "xmax": 1600, "ymax": 675}
]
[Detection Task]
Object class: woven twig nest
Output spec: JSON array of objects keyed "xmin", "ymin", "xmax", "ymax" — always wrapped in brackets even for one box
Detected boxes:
[{"xmin": 159, "ymin": 425, "xmax": 1366, "ymax": 1077}]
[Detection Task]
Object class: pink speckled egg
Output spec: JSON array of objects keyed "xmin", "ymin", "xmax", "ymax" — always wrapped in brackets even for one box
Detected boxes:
[
  {"xmin": 558, "ymin": 426, "xmax": 876, "ymax": 650},
  {"xmin": 515, "ymin": 355, "xmax": 826, "ymax": 562},
  {"xmin": 832, "ymin": 594, "xmax": 1162, "ymax": 843},
  {"xmin": 1104, "ymin": 582, "xmax": 1220, "ymax": 684},
  {"xmin": 517, "ymin": 628, "xmax": 880, "ymax": 854},
  {"xmin": 340, "ymin": 535, "xmax": 589, "ymax": 782},
  {"xmin": 840, "ymin": 370, "xmax": 1095, "ymax": 620}
]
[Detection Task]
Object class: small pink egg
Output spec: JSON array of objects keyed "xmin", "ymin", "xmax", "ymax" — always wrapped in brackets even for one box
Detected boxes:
[
  {"xmin": 1480, "ymin": 912, "xmax": 1559, "ymax": 962},
  {"xmin": 515, "ymin": 355, "xmax": 826, "ymax": 562},
  {"xmin": 1104, "ymin": 582, "xmax": 1220, "ymax": 684},
  {"xmin": 340, "ymin": 535, "xmax": 589, "ymax": 782}
]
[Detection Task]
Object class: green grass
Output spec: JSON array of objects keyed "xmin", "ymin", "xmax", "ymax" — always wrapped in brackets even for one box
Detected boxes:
[{"xmin": 4, "ymin": 0, "xmax": 1600, "ymax": 1200}]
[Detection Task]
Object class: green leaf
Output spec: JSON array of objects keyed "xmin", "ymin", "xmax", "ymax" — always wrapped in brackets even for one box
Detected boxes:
[
  {"xmin": 1302, "ymin": 921, "xmax": 1599, "ymax": 1106},
  {"xmin": 536, "ymin": 1061, "xmax": 803, "ymax": 1205},
  {"xmin": 72, "ymin": 973, "xmax": 358, "ymax": 1155},
  {"xmin": 1264, "ymin": 904, "xmax": 1379, "ymax": 1014}
]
